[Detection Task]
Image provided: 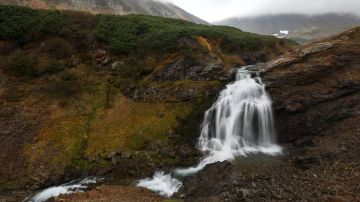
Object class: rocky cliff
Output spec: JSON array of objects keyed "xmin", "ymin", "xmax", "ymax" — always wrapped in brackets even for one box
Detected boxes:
[
  {"xmin": 0, "ymin": 0, "xmax": 208, "ymax": 24},
  {"xmin": 263, "ymin": 27, "xmax": 360, "ymax": 143}
]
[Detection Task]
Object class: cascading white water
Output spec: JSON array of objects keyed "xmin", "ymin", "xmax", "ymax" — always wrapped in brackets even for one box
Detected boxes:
[
  {"xmin": 176, "ymin": 68, "xmax": 281, "ymax": 176},
  {"xmin": 25, "ymin": 177, "xmax": 100, "ymax": 202},
  {"xmin": 137, "ymin": 171, "xmax": 182, "ymax": 197},
  {"xmin": 200, "ymin": 69, "xmax": 281, "ymax": 154},
  {"xmin": 138, "ymin": 67, "xmax": 282, "ymax": 196}
]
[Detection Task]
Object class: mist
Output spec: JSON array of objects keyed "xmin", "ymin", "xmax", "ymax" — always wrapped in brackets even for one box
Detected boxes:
[{"xmin": 164, "ymin": 0, "xmax": 360, "ymax": 22}]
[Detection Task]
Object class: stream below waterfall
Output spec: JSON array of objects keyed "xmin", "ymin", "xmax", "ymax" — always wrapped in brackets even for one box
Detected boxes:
[{"xmin": 137, "ymin": 67, "xmax": 282, "ymax": 197}]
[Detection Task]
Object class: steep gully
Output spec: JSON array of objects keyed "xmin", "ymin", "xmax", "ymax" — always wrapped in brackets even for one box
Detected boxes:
[{"xmin": 27, "ymin": 67, "xmax": 282, "ymax": 201}]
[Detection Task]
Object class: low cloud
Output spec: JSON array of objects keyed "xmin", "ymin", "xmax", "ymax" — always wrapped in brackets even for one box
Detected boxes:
[{"xmin": 165, "ymin": 0, "xmax": 360, "ymax": 22}]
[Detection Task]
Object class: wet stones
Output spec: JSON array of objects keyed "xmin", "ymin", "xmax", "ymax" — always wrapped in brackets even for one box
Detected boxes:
[
  {"xmin": 181, "ymin": 162, "xmax": 234, "ymax": 197},
  {"xmin": 294, "ymin": 156, "xmax": 321, "ymax": 170}
]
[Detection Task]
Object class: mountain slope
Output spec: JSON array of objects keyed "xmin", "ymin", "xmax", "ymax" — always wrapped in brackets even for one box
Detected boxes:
[
  {"xmin": 0, "ymin": 0, "xmax": 208, "ymax": 24},
  {"xmin": 0, "ymin": 5, "xmax": 292, "ymax": 198},
  {"xmin": 217, "ymin": 13, "xmax": 360, "ymax": 43}
]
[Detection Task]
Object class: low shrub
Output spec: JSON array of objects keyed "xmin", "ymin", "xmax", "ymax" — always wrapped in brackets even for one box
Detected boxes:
[
  {"xmin": 0, "ymin": 5, "xmax": 67, "ymax": 44},
  {"xmin": 45, "ymin": 71, "xmax": 82, "ymax": 98},
  {"xmin": 40, "ymin": 59, "xmax": 65, "ymax": 75},
  {"xmin": 42, "ymin": 37, "xmax": 73, "ymax": 59},
  {"xmin": 95, "ymin": 14, "xmax": 277, "ymax": 56},
  {"xmin": 113, "ymin": 60, "xmax": 151, "ymax": 78},
  {"xmin": 2, "ymin": 50, "xmax": 38, "ymax": 78}
]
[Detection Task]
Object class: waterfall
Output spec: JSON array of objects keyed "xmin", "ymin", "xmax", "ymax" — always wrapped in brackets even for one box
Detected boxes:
[
  {"xmin": 199, "ymin": 68, "xmax": 280, "ymax": 156},
  {"xmin": 175, "ymin": 68, "xmax": 281, "ymax": 176},
  {"xmin": 139, "ymin": 67, "xmax": 282, "ymax": 196}
]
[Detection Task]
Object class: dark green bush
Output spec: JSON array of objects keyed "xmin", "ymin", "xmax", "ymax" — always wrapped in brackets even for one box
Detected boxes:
[
  {"xmin": 3, "ymin": 50, "xmax": 38, "ymax": 78},
  {"xmin": 0, "ymin": 5, "xmax": 97, "ymax": 49},
  {"xmin": 111, "ymin": 57, "xmax": 151, "ymax": 78},
  {"xmin": 42, "ymin": 37, "xmax": 73, "ymax": 59},
  {"xmin": 44, "ymin": 71, "xmax": 81, "ymax": 98},
  {"xmin": 41, "ymin": 60, "xmax": 65, "ymax": 75},
  {"xmin": 95, "ymin": 14, "xmax": 276, "ymax": 56},
  {"xmin": 0, "ymin": 5, "xmax": 67, "ymax": 44},
  {"xmin": 53, "ymin": 79, "xmax": 80, "ymax": 97}
]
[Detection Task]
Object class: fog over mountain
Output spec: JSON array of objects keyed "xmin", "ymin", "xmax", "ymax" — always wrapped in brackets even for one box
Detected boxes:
[
  {"xmin": 165, "ymin": 0, "xmax": 360, "ymax": 22},
  {"xmin": 164, "ymin": 0, "xmax": 360, "ymax": 43},
  {"xmin": 217, "ymin": 13, "xmax": 360, "ymax": 43}
]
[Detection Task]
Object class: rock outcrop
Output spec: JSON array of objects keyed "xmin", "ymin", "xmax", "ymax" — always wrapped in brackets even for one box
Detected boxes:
[{"xmin": 262, "ymin": 27, "xmax": 360, "ymax": 143}]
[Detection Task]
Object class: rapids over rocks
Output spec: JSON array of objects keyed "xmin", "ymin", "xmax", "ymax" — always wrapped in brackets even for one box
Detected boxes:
[{"xmin": 137, "ymin": 67, "xmax": 282, "ymax": 197}]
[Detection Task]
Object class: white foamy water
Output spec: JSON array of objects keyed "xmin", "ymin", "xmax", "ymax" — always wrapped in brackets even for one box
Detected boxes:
[
  {"xmin": 176, "ymin": 68, "xmax": 281, "ymax": 176},
  {"xmin": 26, "ymin": 177, "xmax": 98, "ymax": 202},
  {"xmin": 137, "ymin": 171, "xmax": 182, "ymax": 197},
  {"xmin": 199, "ymin": 69, "xmax": 281, "ymax": 155},
  {"xmin": 138, "ymin": 68, "xmax": 282, "ymax": 196}
]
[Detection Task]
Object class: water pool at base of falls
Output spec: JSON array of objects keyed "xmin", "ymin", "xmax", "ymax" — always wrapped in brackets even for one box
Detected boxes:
[{"xmin": 137, "ymin": 68, "xmax": 282, "ymax": 197}]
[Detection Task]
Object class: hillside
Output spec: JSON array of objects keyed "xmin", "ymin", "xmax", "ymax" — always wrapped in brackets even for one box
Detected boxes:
[
  {"xmin": 58, "ymin": 26, "xmax": 360, "ymax": 202},
  {"xmin": 30, "ymin": 26, "xmax": 360, "ymax": 202},
  {"xmin": 217, "ymin": 13, "xmax": 360, "ymax": 43},
  {"xmin": 0, "ymin": 0, "xmax": 208, "ymax": 24},
  {"xmin": 0, "ymin": 5, "xmax": 292, "ymax": 200}
]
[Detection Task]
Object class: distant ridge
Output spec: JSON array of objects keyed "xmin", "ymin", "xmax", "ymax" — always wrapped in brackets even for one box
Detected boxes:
[
  {"xmin": 217, "ymin": 13, "xmax": 360, "ymax": 43},
  {"xmin": 0, "ymin": 0, "xmax": 208, "ymax": 24}
]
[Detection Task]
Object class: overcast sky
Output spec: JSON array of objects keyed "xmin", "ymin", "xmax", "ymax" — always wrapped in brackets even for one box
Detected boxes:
[{"xmin": 164, "ymin": 0, "xmax": 360, "ymax": 22}]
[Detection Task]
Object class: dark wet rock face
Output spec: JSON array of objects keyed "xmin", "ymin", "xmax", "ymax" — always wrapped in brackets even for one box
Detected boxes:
[
  {"xmin": 152, "ymin": 59, "xmax": 230, "ymax": 82},
  {"xmin": 262, "ymin": 27, "xmax": 360, "ymax": 143},
  {"xmin": 127, "ymin": 56, "xmax": 235, "ymax": 102}
]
